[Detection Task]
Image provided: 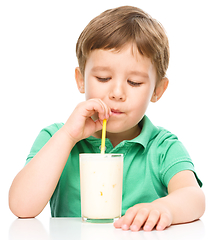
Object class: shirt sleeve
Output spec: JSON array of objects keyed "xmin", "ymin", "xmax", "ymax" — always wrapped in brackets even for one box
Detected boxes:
[
  {"xmin": 157, "ymin": 131, "xmax": 202, "ymax": 188},
  {"xmin": 25, "ymin": 123, "xmax": 63, "ymax": 165}
]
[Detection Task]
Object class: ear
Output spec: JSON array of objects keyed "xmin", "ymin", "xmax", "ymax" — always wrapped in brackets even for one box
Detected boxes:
[
  {"xmin": 151, "ymin": 77, "xmax": 169, "ymax": 102},
  {"xmin": 75, "ymin": 67, "xmax": 85, "ymax": 93}
]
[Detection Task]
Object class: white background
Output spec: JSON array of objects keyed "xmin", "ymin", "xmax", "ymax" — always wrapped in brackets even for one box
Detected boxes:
[{"xmin": 1, "ymin": 0, "xmax": 218, "ymax": 234}]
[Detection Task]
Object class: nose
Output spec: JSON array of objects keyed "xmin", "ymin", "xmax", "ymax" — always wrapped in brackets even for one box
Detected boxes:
[{"xmin": 109, "ymin": 81, "xmax": 126, "ymax": 101}]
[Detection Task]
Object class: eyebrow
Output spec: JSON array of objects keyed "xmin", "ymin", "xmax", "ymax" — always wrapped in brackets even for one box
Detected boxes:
[
  {"xmin": 129, "ymin": 71, "xmax": 149, "ymax": 79},
  {"xmin": 91, "ymin": 67, "xmax": 149, "ymax": 79},
  {"xmin": 91, "ymin": 66, "xmax": 112, "ymax": 72}
]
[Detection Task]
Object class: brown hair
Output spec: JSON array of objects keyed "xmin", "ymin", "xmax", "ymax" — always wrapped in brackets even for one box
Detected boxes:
[{"xmin": 76, "ymin": 6, "xmax": 169, "ymax": 82}]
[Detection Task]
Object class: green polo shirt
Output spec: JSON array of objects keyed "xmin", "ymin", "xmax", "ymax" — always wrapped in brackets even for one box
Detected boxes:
[{"xmin": 26, "ymin": 115, "xmax": 202, "ymax": 217}]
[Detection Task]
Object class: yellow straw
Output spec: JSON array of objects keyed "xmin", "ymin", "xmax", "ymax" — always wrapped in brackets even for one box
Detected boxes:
[{"xmin": 101, "ymin": 119, "xmax": 107, "ymax": 154}]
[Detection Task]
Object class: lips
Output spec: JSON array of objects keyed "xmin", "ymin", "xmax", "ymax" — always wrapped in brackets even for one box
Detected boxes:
[{"xmin": 110, "ymin": 108, "xmax": 124, "ymax": 115}]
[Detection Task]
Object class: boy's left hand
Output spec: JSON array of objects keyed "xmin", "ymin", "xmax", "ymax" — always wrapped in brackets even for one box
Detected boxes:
[{"xmin": 114, "ymin": 202, "xmax": 172, "ymax": 232}]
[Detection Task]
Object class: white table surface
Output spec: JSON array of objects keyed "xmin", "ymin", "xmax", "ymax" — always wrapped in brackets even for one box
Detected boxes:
[{"xmin": 6, "ymin": 216, "xmax": 217, "ymax": 240}]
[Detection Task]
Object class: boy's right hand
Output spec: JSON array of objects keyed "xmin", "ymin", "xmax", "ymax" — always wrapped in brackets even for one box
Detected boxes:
[{"xmin": 62, "ymin": 99, "xmax": 111, "ymax": 143}]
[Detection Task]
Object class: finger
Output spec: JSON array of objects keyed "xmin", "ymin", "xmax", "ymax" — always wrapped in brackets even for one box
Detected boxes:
[
  {"xmin": 84, "ymin": 99, "xmax": 106, "ymax": 120},
  {"xmin": 113, "ymin": 216, "xmax": 125, "ymax": 228},
  {"xmin": 143, "ymin": 210, "xmax": 160, "ymax": 231},
  {"xmin": 89, "ymin": 99, "xmax": 110, "ymax": 120},
  {"xmin": 120, "ymin": 206, "xmax": 138, "ymax": 230},
  {"xmin": 98, "ymin": 99, "xmax": 111, "ymax": 119},
  {"xmin": 88, "ymin": 99, "xmax": 105, "ymax": 119},
  {"xmin": 156, "ymin": 212, "xmax": 172, "ymax": 231},
  {"xmin": 130, "ymin": 208, "xmax": 150, "ymax": 232}
]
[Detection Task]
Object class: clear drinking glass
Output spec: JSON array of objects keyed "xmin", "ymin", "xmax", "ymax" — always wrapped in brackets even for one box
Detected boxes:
[{"xmin": 80, "ymin": 153, "xmax": 123, "ymax": 223}]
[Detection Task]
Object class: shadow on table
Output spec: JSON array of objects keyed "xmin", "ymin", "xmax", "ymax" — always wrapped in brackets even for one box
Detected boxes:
[
  {"xmin": 50, "ymin": 218, "xmax": 205, "ymax": 240},
  {"xmin": 8, "ymin": 218, "xmax": 49, "ymax": 240},
  {"xmin": 9, "ymin": 218, "xmax": 205, "ymax": 240}
]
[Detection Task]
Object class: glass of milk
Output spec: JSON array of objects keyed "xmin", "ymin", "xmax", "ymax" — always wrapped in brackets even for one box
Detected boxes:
[{"xmin": 80, "ymin": 153, "xmax": 123, "ymax": 223}]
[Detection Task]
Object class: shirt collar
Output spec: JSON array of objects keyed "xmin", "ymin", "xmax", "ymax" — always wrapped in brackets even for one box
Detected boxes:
[
  {"xmin": 85, "ymin": 115, "xmax": 160, "ymax": 151},
  {"xmin": 128, "ymin": 115, "xmax": 160, "ymax": 150}
]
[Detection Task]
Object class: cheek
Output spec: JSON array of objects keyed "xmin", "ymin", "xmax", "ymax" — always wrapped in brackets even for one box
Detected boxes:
[
  {"xmin": 85, "ymin": 80, "xmax": 108, "ymax": 100},
  {"xmin": 133, "ymin": 100, "xmax": 148, "ymax": 117},
  {"xmin": 84, "ymin": 81, "xmax": 98, "ymax": 100},
  {"xmin": 133, "ymin": 88, "xmax": 153, "ymax": 108},
  {"xmin": 84, "ymin": 64, "xmax": 109, "ymax": 100}
]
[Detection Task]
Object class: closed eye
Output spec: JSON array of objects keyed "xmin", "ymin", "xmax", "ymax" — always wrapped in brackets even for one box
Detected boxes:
[
  {"xmin": 96, "ymin": 77, "xmax": 111, "ymax": 82},
  {"xmin": 127, "ymin": 80, "xmax": 142, "ymax": 87}
]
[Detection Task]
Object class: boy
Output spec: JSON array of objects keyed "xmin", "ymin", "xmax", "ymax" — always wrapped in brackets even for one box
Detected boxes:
[{"xmin": 9, "ymin": 6, "xmax": 205, "ymax": 231}]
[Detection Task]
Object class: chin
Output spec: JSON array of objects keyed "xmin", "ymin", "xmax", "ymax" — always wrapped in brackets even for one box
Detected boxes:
[{"xmin": 106, "ymin": 123, "xmax": 130, "ymax": 134}]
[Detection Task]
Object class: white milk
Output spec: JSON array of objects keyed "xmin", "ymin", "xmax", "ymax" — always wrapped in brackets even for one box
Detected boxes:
[{"xmin": 80, "ymin": 154, "xmax": 123, "ymax": 221}]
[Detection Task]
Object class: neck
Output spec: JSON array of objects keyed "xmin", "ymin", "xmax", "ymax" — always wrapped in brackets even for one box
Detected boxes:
[{"xmin": 93, "ymin": 124, "xmax": 141, "ymax": 148}]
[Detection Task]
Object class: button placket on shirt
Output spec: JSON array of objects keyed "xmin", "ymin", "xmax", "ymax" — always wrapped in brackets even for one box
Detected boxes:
[{"xmin": 98, "ymin": 139, "xmax": 113, "ymax": 153}]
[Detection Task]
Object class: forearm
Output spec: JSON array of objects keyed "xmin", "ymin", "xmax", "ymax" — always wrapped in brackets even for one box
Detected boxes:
[
  {"xmin": 153, "ymin": 186, "xmax": 205, "ymax": 224},
  {"xmin": 9, "ymin": 127, "xmax": 76, "ymax": 218}
]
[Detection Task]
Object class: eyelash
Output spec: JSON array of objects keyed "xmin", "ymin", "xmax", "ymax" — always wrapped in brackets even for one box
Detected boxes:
[
  {"xmin": 127, "ymin": 80, "xmax": 142, "ymax": 87},
  {"xmin": 96, "ymin": 77, "xmax": 142, "ymax": 87},
  {"xmin": 96, "ymin": 77, "xmax": 111, "ymax": 82}
]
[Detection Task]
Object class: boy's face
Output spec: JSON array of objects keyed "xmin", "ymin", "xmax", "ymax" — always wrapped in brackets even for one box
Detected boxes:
[{"xmin": 76, "ymin": 44, "xmax": 164, "ymax": 137}]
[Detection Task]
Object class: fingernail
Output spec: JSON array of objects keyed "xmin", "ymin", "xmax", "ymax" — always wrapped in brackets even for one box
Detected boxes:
[
  {"xmin": 122, "ymin": 224, "xmax": 129, "ymax": 230},
  {"xmin": 144, "ymin": 225, "xmax": 151, "ymax": 231},
  {"xmin": 130, "ymin": 225, "xmax": 138, "ymax": 231},
  {"xmin": 156, "ymin": 225, "xmax": 163, "ymax": 231}
]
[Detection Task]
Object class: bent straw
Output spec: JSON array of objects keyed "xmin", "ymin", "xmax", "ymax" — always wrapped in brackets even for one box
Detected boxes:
[{"xmin": 101, "ymin": 119, "xmax": 107, "ymax": 154}]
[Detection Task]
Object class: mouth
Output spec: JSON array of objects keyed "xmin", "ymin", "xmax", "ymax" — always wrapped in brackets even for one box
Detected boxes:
[{"xmin": 110, "ymin": 108, "xmax": 124, "ymax": 116}]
